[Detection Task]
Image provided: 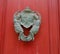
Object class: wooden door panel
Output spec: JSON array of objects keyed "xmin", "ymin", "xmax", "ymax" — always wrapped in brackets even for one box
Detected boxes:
[
  {"xmin": 0, "ymin": 0, "xmax": 59, "ymax": 54},
  {"xmin": 3, "ymin": 0, "xmax": 50, "ymax": 54}
]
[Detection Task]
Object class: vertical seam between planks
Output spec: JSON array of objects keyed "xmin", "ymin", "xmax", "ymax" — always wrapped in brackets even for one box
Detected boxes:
[{"xmin": 57, "ymin": 0, "xmax": 59, "ymax": 54}]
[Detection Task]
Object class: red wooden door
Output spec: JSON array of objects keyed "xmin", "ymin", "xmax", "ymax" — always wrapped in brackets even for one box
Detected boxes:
[{"xmin": 0, "ymin": 0, "xmax": 59, "ymax": 54}]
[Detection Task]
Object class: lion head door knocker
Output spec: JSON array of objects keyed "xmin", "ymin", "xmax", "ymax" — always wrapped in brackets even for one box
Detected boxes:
[{"xmin": 13, "ymin": 7, "xmax": 41, "ymax": 42}]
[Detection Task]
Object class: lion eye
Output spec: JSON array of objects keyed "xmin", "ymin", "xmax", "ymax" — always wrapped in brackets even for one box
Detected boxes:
[{"xmin": 17, "ymin": 16, "xmax": 21, "ymax": 20}]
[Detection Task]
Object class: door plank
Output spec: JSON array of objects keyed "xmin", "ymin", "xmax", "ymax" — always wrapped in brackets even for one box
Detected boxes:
[
  {"xmin": 0, "ymin": 0, "xmax": 3, "ymax": 54},
  {"xmin": 48, "ymin": 0, "xmax": 59, "ymax": 54},
  {"xmin": 0, "ymin": 0, "xmax": 7, "ymax": 54},
  {"xmin": 58, "ymin": 0, "xmax": 60, "ymax": 54}
]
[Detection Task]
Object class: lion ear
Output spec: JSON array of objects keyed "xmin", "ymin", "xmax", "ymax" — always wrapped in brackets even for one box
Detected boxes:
[
  {"xmin": 14, "ymin": 11, "xmax": 20, "ymax": 17},
  {"xmin": 14, "ymin": 11, "xmax": 21, "ymax": 20},
  {"xmin": 33, "ymin": 13, "xmax": 39, "ymax": 20}
]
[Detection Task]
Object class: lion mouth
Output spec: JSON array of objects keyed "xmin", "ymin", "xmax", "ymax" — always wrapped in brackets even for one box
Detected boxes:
[
  {"xmin": 21, "ymin": 25, "xmax": 32, "ymax": 36},
  {"xmin": 21, "ymin": 22, "xmax": 33, "ymax": 28}
]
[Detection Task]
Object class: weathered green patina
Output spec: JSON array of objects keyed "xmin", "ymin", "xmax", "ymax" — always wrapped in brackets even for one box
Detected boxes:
[{"xmin": 14, "ymin": 7, "xmax": 41, "ymax": 41}]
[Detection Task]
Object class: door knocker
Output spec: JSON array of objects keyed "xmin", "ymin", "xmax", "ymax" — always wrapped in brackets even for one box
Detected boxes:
[{"xmin": 13, "ymin": 7, "xmax": 41, "ymax": 41}]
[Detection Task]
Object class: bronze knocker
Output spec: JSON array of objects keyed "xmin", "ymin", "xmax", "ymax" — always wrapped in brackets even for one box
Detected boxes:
[{"xmin": 14, "ymin": 7, "xmax": 41, "ymax": 41}]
